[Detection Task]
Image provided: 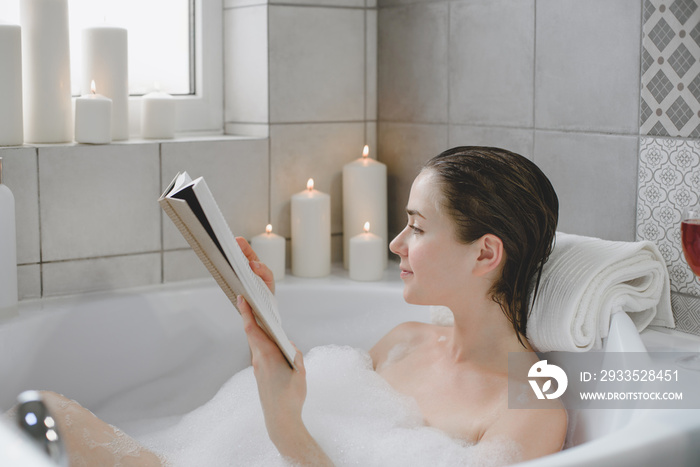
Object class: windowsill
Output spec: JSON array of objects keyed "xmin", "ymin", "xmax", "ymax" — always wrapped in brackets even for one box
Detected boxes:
[{"xmin": 0, "ymin": 133, "xmax": 268, "ymax": 150}]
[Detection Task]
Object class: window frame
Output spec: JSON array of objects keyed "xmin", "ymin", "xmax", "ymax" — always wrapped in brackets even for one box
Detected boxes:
[{"xmin": 127, "ymin": 0, "xmax": 223, "ymax": 136}]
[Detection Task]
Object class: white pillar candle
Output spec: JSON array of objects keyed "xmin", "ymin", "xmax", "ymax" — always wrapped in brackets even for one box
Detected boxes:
[
  {"xmin": 82, "ymin": 25, "xmax": 129, "ymax": 141},
  {"xmin": 349, "ymin": 222, "xmax": 384, "ymax": 281},
  {"xmin": 251, "ymin": 224, "xmax": 286, "ymax": 281},
  {"xmin": 291, "ymin": 178, "xmax": 331, "ymax": 278},
  {"xmin": 141, "ymin": 89, "xmax": 176, "ymax": 139},
  {"xmin": 342, "ymin": 145, "xmax": 388, "ymax": 269},
  {"xmin": 20, "ymin": 0, "xmax": 73, "ymax": 143},
  {"xmin": 0, "ymin": 157, "xmax": 18, "ymax": 309},
  {"xmin": 75, "ymin": 80, "xmax": 112, "ymax": 144},
  {"xmin": 0, "ymin": 23, "xmax": 23, "ymax": 146}
]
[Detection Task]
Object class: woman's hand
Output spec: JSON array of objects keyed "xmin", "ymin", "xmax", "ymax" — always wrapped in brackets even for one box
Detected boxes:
[
  {"xmin": 238, "ymin": 294, "xmax": 305, "ymax": 429},
  {"xmin": 238, "ymin": 295, "xmax": 332, "ymax": 466},
  {"xmin": 235, "ymin": 236, "xmax": 332, "ymax": 465},
  {"xmin": 236, "ymin": 236, "xmax": 275, "ymax": 294}
]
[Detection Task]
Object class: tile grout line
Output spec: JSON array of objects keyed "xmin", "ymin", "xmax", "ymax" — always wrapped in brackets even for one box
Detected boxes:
[
  {"xmin": 36, "ymin": 147, "xmax": 43, "ymax": 298},
  {"xmin": 532, "ymin": 0, "xmax": 537, "ymax": 158},
  {"xmin": 364, "ymin": 1, "xmax": 367, "ymax": 145},
  {"xmin": 159, "ymin": 143, "xmax": 165, "ymax": 284},
  {"xmin": 39, "ymin": 250, "xmax": 171, "ymax": 266},
  {"xmin": 634, "ymin": 0, "xmax": 647, "ymax": 242},
  {"xmin": 267, "ymin": 4, "xmax": 273, "ymax": 228},
  {"xmin": 446, "ymin": 1, "xmax": 451, "ymax": 145}
]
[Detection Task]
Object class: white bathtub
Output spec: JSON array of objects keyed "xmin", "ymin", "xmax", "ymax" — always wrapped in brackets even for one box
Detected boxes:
[{"xmin": 1, "ymin": 263, "xmax": 699, "ymax": 466}]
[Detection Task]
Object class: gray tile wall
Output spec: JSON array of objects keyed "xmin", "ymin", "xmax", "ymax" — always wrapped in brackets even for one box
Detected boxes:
[
  {"xmin": 4, "ymin": 0, "xmax": 699, "ymax": 340},
  {"xmin": 377, "ymin": 0, "xmax": 700, "ymax": 336},
  {"xmin": 636, "ymin": 0, "xmax": 700, "ymax": 336},
  {"xmin": 0, "ymin": 0, "xmax": 379, "ymax": 299},
  {"xmin": 224, "ymin": 0, "xmax": 378, "ymax": 262},
  {"xmin": 377, "ymin": 0, "xmax": 642, "ymax": 242},
  {"xmin": 641, "ymin": 0, "xmax": 700, "ymax": 137},
  {"xmin": 0, "ymin": 138, "xmax": 268, "ymax": 299}
]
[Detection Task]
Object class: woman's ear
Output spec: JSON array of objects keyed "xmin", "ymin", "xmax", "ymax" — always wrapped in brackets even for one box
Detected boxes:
[{"xmin": 473, "ymin": 234, "xmax": 504, "ymax": 276}]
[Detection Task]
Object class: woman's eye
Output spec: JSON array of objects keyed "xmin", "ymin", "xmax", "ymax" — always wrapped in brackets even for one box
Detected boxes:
[{"xmin": 408, "ymin": 224, "xmax": 423, "ymax": 235}]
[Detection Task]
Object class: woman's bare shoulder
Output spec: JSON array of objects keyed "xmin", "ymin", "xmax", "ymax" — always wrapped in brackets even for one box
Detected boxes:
[{"xmin": 369, "ymin": 321, "xmax": 435, "ymax": 369}]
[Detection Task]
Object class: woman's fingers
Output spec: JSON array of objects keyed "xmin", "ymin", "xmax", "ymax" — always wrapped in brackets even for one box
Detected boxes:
[
  {"xmin": 237, "ymin": 237, "xmax": 275, "ymax": 294},
  {"xmin": 293, "ymin": 348, "xmax": 305, "ymax": 376},
  {"xmin": 249, "ymin": 260, "xmax": 275, "ymax": 294},
  {"xmin": 238, "ymin": 295, "xmax": 282, "ymax": 361},
  {"xmin": 236, "ymin": 237, "xmax": 260, "ymax": 262}
]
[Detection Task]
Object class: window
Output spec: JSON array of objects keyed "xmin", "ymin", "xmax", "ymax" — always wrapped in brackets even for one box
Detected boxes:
[
  {"xmin": 0, "ymin": 0, "xmax": 223, "ymax": 135},
  {"xmin": 68, "ymin": 0, "xmax": 193, "ymax": 97}
]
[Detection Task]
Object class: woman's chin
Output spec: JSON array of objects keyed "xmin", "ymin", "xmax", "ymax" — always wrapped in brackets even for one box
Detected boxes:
[{"xmin": 402, "ymin": 287, "xmax": 428, "ymax": 306}]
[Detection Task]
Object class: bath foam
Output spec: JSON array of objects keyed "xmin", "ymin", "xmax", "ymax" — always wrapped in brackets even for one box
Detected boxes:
[{"xmin": 136, "ymin": 345, "xmax": 521, "ymax": 467}]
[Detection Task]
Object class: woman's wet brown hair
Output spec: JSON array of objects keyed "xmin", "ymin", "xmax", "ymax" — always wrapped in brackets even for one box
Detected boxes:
[{"xmin": 423, "ymin": 146, "xmax": 559, "ymax": 347}]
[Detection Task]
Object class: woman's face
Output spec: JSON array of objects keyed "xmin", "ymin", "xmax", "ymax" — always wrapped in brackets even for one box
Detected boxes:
[{"xmin": 389, "ymin": 170, "xmax": 477, "ymax": 306}]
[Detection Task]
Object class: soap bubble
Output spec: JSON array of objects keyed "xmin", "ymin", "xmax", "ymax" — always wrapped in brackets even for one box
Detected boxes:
[{"xmin": 133, "ymin": 345, "xmax": 520, "ymax": 466}]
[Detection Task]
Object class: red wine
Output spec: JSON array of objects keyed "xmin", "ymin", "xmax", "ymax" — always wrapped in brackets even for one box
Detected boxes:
[{"xmin": 681, "ymin": 219, "xmax": 700, "ymax": 276}]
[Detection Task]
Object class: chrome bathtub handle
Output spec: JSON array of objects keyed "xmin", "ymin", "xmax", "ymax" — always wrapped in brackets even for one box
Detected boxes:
[{"xmin": 16, "ymin": 390, "xmax": 68, "ymax": 467}]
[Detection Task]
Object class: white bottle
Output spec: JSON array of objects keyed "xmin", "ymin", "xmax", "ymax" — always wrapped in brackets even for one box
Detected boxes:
[{"xmin": 0, "ymin": 157, "xmax": 18, "ymax": 308}]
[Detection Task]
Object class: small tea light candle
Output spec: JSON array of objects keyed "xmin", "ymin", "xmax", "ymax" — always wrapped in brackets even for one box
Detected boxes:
[
  {"xmin": 349, "ymin": 222, "xmax": 383, "ymax": 281},
  {"xmin": 74, "ymin": 80, "xmax": 112, "ymax": 144},
  {"xmin": 291, "ymin": 178, "xmax": 331, "ymax": 278},
  {"xmin": 141, "ymin": 85, "xmax": 176, "ymax": 139},
  {"xmin": 251, "ymin": 224, "xmax": 286, "ymax": 281}
]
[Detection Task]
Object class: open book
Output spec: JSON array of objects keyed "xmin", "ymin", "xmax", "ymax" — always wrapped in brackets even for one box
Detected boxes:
[{"xmin": 159, "ymin": 172, "xmax": 296, "ymax": 368}]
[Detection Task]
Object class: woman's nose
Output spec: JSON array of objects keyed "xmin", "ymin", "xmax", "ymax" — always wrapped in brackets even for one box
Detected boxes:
[{"xmin": 389, "ymin": 228, "xmax": 407, "ymax": 257}]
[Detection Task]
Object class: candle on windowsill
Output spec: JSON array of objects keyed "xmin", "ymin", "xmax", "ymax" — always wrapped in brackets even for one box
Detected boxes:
[
  {"xmin": 291, "ymin": 178, "xmax": 330, "ymax": 278},
  {"xmin": 21, "ymin": 0, "xmax": 73, "ymax": 143},
  {"xmin": 82, "ymin": 23, "xmax": 128, "ymax": 141},
  {"xmin": 74, "ymin": 80, "xmax": 112, "ymax": 144},
  {"xmin": 349, "ymin": 222, "xmax": 383, "ymax": 281},
  {"xmin": 0, "ymin": 22, "xmax": 23, "ymax": 146},
  {"xmin": 251, "ymin": 224, "xmax": 286, "ymax": 281},
  {"xmin": 141, "ymin": 85, "xmax": 176, "ymax": 139},
  {"xmin": 342, "ymin": 145, "xmax": 388, "ymax": 270}
]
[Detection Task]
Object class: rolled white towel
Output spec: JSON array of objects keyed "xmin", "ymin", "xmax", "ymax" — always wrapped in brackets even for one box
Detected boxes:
[
  {"xmin": 526, "ymin": 232, "xmax": 674, "ymax": 352},
  {"xmin": 429, "ymin": 232, "xmax": 674, "ymax": 352}
]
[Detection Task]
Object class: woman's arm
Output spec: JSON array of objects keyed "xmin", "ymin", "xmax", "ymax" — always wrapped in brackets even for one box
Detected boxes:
[
  {"xmin": 236, "ymin": 237, "xmax": 333, "ymax": 466},
  {"xmin": 238, "ymin": 295, "xmax": 333, "ymax": 466}
]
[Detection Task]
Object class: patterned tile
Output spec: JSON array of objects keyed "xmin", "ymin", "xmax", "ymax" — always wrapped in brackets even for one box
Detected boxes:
[
  {"xmin": 670, "ymin": 0, "xmax": 698, "ymax": 24},
  {"xmin": 671, "ymin": 293, "xmax": 700, "ymax": 335},
  {"xmin": 641, "ymin": 0, "xmax": 700, "ymax": 137},
  {"xmin": 648, "ymin": 17, "xmax": 676, "ymax": 52},
  {"xmin": 638, "ymin": 137, "xmax": 700, "ymax": 336},
  {"xmin": 645, "ymin": 0, "xmax": 657, "ymax": 23},
  {"xmin": 668, "ymin": 43, "xmax": 695, "ymax": 77},
  {"xmin": 637, "ymin": 137, "xmax": 700, "ymax": 297}
]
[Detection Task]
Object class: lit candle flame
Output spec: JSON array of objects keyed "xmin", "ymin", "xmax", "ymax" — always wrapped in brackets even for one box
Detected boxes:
[
  {"xmin": 307, "ymin": 178, "xmax": 314, "ymax": 191},
  {"xmin": 266, "ymin": 224, "xmax": 273, "ymax": 234},
  {"xmin": 90, "ymin": 80, "xmax": 96, "ymax": 94},
  {"xmin": 362, "ymin": 145, "xmax": 369, "ymax": 158},
  {"xmin": 364, "ymin": 221, "xmax": 370, "ymax": 233}
]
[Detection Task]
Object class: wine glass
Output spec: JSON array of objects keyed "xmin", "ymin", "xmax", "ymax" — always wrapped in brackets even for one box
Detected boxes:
[{"xmin": 677, "ymin": 205, "xmax": 700, "ymax": 371}]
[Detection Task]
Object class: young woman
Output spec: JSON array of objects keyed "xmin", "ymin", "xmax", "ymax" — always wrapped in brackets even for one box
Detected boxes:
[
  {"xmin": 241, "ymin": 146, "xmax": 565, "ymax": 465},
  {"xmin": 15, "ymin": 146, "xmax": 566, "ymax": 466}
]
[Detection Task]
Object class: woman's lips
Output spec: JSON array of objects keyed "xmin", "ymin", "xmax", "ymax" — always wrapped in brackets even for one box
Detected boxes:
[{"xmin": 399, "ymin": 266, "xmax": 413, "ymax": 278}]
